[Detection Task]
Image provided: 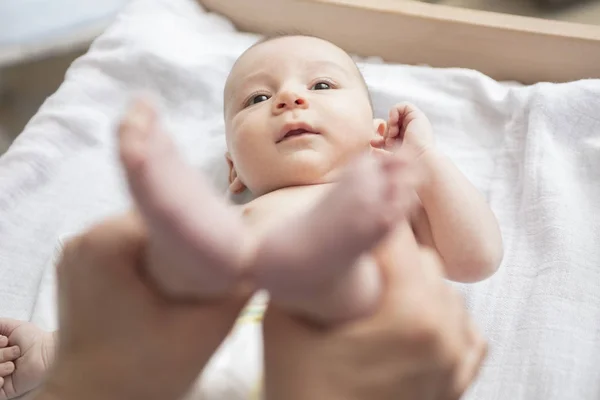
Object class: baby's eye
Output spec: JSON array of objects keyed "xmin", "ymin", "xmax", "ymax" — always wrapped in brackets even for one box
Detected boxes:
[
  {"xmin": 246, "ymin": 94, "xmax": 270, "ymax": 107},
  {"xmin": 311, "ymin": 82, "xmax": 332, "ymax": 91}
]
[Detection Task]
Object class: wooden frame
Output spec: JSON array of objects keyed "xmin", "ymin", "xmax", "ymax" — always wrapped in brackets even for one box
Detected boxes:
[{"xmin": 200, "ymin": 0, "xmax": 600, "ymax": 84}]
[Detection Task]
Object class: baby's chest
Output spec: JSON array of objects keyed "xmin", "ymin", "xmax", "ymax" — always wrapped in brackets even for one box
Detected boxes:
[
  {"xmin": 239, "ymin": 187, "xmax": 421, "ymax": 250},
  {"xmin": 240, "ymin": 187, "xmax": 327, "ymax": 235}
]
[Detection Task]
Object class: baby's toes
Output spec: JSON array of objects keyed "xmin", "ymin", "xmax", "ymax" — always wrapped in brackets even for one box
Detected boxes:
[
  {"xmin": 118, "ymin": 99, "xmax": 157, "ymax": 173},
  {"xmin": 0, "ymin": 362, "xmax": 14, "ymax": 377},
  {"xmin": 0, "ymin": 347, "xmax": 19, "ymax": 364},
  {"xmin": 0, "ymin": 337, "xmax": 6, "ymax": 348}
]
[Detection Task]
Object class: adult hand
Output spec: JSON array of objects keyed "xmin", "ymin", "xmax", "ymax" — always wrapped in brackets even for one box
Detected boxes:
[
  {"xmin": 263, "ymin": 227, "xmax": 486, "ymax": 400},
  {"xmin": 36, "ymin": 212, "xmax": 249, "ymax": 400}
]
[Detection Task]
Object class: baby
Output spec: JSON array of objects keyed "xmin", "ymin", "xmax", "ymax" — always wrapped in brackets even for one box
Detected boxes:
[{"xmin": 0, "ymin": 35, "xmax": 503, "ymax": 399}]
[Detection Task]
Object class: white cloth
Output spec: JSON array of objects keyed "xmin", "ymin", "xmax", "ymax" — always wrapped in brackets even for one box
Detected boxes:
[
  {"xmin": 1, "ymin": 0, "xmax": 599, "ymax": 399},
  {"xmin": 0, "ymin": 0, "xmax": 128, "ymax": 47}
]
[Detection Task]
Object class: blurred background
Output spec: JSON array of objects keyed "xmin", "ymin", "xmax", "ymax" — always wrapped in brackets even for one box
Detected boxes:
[{"xmin": 0, "ymin": 0, "xmax": 599, "ymax": 154}]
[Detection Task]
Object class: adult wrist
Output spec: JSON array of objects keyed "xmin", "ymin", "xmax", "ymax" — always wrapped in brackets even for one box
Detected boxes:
[
  {"xmin": 34, "ymin": 367, "xmax": 117, "ymax": 400},
  {"xmin": 33, "ymin": 390, "xmax": 61, "ymax": 400}
]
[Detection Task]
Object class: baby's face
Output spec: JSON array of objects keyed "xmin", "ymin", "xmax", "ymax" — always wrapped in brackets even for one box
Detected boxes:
[{"xmin": 224, "ymin": 36, "xmax": 382, "ymax": 196}]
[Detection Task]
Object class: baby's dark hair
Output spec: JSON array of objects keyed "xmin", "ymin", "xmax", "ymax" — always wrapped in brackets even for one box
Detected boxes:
[{"xmin": 247, "ymin": 31, "xmax": 374, "ymax": 111}]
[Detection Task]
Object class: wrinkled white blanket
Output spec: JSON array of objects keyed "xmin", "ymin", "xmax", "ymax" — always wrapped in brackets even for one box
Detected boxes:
[{"xmin": 1, "ymin": 0, "xmax": 599, "ymax": 399}]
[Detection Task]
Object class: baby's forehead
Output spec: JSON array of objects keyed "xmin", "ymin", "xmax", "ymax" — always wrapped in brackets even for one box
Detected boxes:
[
  {"xmin": 240, "ymin": 35, "xmax": 355, "ymax": 67},
  {"xmin": 225, "ymin": 36, "xmax": 361, "ymax": 92}
]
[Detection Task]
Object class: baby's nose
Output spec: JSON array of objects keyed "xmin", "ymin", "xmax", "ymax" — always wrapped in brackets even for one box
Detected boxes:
[{"xmin": 275, "ymin": 92, "xmax": 308, "ymax": 111}]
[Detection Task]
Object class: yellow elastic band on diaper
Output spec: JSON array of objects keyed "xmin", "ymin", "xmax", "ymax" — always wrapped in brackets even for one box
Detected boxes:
[{"xmin": 251, "ymin": 374, "xmax": 263, "ymax": 400}]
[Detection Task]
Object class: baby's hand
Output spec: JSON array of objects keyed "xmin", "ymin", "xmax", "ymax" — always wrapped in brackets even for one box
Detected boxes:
[
  {"xmin": 0, "ymin": 319, "xmax": 55, "ymax": 400},
  {"xmin": 372, "ymin": 103, "xmax": 435, "ymax": 157}
]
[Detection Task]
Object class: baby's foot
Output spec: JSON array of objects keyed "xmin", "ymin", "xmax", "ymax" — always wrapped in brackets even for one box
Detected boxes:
[
  {"xmin": 119, "ymin": 98, "xmax": 247, "ymax": 297},
  {"xmin": 253, "ymin": 151, "xmax": 419, "ymax": 323},
  {"xmin": 0, "ymin": 319, "xmax": 55, "ymax": 400}
]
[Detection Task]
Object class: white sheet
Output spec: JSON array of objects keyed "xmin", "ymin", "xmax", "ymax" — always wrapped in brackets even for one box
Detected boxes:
[
  {"xmin": 0, "ymin": 0, "xmax": 128, "ymax": 47},
  {"xmin": 1, "ymin": 0, "xmax": 600, "ymax": 399}
]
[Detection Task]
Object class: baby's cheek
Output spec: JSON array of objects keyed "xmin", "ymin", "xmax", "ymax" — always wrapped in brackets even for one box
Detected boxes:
[
  {"xmin": 330, "ymin": 102, "xmax": 373, "ymax": 132},
  {"xmin": 232, "ymin": 132, "xmax": 272, "ymax": 181},
  {"xmin": 230, "ymin": 124, "xmax": 259, "ymax": 155},
  {"xmin": 333, "ymin": 120, "xmax": 374, "ymax": 146},
  {"xmin": 235, "ymin": 112, "xmax": 270, "ymax": 141}
]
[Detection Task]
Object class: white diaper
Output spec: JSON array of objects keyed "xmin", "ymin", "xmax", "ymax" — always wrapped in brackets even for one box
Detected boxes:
[{"xmin": 188, "ymin": 292, "xmax": 267, "ymax": 400}]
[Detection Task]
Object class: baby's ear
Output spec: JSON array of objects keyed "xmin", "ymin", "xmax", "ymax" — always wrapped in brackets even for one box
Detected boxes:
[
  {"xmin": 373, "ymin": 118, "xmax": 387, "ymax": 137},
  {"xmin": 370, "ymin": 119, "xmax": 388, "ymax": 150},
  {"xmin": 225, "ymin": 152, "xmax": 246, "ymax": 194}
]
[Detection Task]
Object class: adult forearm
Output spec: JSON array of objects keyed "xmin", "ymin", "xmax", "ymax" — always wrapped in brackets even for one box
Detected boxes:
[
  {"xmin": 21, "ymin": 389, "xmax": 43, "ymax": 400},
  {"xmin": 33, "ymin": 384, "xmax": 103, "ymax": 400}
]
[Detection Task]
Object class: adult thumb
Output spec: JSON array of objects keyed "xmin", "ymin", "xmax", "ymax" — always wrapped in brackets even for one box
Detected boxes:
[{"xmin": 0, "ymin": 319, "xmax": 24, "ymax": 337}]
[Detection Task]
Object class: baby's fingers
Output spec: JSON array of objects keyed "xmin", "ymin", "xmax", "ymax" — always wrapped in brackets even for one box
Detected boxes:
[
  {"xmin": 0, "ymin": 362, "xmax": 14, "ymax": 377},
  {"xmin": 388, "ymin": 105, "xmax": 400, "ymax": 124},
  {"xmin": 0, "ymin": 337, "xmax": 6, "ymax": 348},
  {"xmin": 0, "ymin": 347, "xmax": 19, "ymax": 363},
  {"xmin": 387, "ymin": 107, "xmax": 401, "ymax": 139},
  {"xmin": 370, "ymin": 137, "xmax": 386, "ymax": 149}
]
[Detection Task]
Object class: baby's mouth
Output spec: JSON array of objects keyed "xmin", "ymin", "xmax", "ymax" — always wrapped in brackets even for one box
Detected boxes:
[
  {"xmin": 278, "ymin": 127, "xmax": 320, "ymax": 143},
  {"xmin": 284, "ymin": 129, "xmax": 314, "ymax": 139}
]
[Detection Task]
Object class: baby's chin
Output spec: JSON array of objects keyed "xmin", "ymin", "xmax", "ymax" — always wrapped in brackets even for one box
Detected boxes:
[
  {"xmin": 249, "ymin": 151, "xmax": 344, "ymax": 194},
  {"xmin": 283, "ymin": 149, "xmax": 343, "ymax": 179}
]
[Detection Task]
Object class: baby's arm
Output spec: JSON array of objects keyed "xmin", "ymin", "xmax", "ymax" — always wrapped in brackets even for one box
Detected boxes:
[
  {"xmin": 413, "ymin": 150, "xmax": 503, "ymax": 282},
  {"xmin": 380, "ymin": 103, "xmax": 503, "ymax": 282}
]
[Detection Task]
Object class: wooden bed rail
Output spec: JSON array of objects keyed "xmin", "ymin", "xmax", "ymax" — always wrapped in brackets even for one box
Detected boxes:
[{"xmin": 200, "ymin": 0, "xmax": 600, "ymax": 84}]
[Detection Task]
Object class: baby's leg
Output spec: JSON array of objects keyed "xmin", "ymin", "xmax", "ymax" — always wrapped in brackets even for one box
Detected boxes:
[
  {"xmin": 252, "ymin": 152, "xmax": 418, "ymax": 324},
  {"xmin": 119, "ymin": 99, "xmax": 247, "ymax": 297}
]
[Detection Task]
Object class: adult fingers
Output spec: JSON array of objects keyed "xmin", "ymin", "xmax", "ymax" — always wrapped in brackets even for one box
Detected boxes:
[
  {"xmin": 0, "ymin": 320, "xmax": 23, "ymax": 340},
  {"xmin": 58, "ymin": 211, "xmax": 146, "ymax": 281},
  {"xmin": 0, "ymin": 363, "xmax": 14, "ymax": 378},
  {"xmin": 0, "ymin": 347, "xmax": 19, "ymax": 364},
  {"xmin": 447, "ymin": 319, "xmax": 488, "ymax": 400}
]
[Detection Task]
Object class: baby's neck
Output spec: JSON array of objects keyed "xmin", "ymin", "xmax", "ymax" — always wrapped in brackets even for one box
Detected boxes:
[
  {"xmin": 260, "ymin": 181, "xmax": 335, "ymax": 197},
  {"xmin": 229, "ymin": 182, "xmax": 335, "ymax": 205}
]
